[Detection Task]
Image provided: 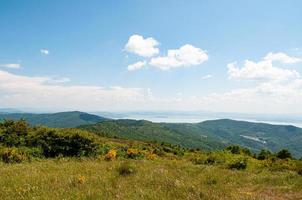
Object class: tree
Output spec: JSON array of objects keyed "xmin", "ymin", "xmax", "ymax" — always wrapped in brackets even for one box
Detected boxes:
[
  {"xmin": 0, "ymin": 119, "xmax": 29, "ymax": 147},
  {"xmin": 225, "ymin": 145, "xmax": 241, "ymax": 154},
  {"xmin": 276, "ymin": 149, "xmax": 292, "ymax": 159},
  {"xmin": 225, "ymin": 145, "xmax": 251, "ymax": 155},
  {"xmin": 257, "ymin": 149, "xmax": 272, "ymax": 160}
]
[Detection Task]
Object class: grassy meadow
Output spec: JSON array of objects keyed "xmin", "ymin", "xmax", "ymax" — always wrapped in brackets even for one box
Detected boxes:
[
  {"xmin": 0, "ymin": 120, "xmax": 302, "ymax": 200},
  {"xmin": 1, "ymin": 157, "xmax": 302, "ymax": 200}
]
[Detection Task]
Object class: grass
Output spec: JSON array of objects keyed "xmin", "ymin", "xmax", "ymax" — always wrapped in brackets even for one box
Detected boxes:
[{"xmin": 0, "ymin": 158, "xmax": 301, "ymax": 200}]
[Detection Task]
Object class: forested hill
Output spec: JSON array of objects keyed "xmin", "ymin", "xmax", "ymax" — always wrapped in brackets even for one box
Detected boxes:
[
  {"xmin": 80, "ymin": 118, "xmax": 302, "ymax": 157},
  {"xmin": 1, "ymin": 110, "xmax": 301, "ymax": 157},
  {"xmin": 0, "ymin": 111, "xmax": 107, "ymax": 128}
]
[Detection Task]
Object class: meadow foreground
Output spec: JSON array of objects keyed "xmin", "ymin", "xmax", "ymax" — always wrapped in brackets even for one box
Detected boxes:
[{"xmin": 0, "ymin": 158, "xmax": 301, "ymax": 200}]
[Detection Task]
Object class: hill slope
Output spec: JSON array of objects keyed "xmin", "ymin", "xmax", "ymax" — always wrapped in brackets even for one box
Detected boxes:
[
  {"xmin": 80, "ymin": 119, "xmax": 302, "ymax": 157},
  {"xmin": 79, "ymin": 119, "xmax": 226, "ymax": 150},
  {"xmin": 196, "ymin": 119, "xmax": 302, "ymax": 156},
  {"xmin": 0, "ymin": 111, "xmax": 107, "ymax": 128}
]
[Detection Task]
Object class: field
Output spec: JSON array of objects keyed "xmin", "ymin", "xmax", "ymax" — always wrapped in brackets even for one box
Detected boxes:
[
  {"xmin": 1, "ymin": 158, "xmax": 302, "ymax": 200},
  {"xmin": 0, "ymin": 120, "xmax": 302, "ymax": 200}
]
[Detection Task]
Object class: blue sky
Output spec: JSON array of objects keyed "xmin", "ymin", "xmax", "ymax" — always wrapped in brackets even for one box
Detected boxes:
[{"xmin": 0, "ymin": 0, "xmax": 302, "ymax": 113}]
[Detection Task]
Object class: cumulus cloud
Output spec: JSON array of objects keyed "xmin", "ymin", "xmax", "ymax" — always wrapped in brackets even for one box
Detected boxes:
[
  {"xmin": 127, "ymin": 61, "xmax": 146, "ymax": 71},
  {"xmin": 0, "ymin": 63, "xmax": 21, "ymax": 69},
  {"xmin": 125, "ymin": 35, "xmax": 159, "ymax": 57},
  {"xmin": 228, "ymin": 59, "xmax": 300, "ymax": 81},
  {"xmin": 218, "ymin": 52, "xmax": 302, "ymax": 112},
  {"xmin": 149, "ymin": 44, "xmax": 208, "ymax": 70},
  {"xmin": 264, "ymin": 52, "xmax": 301, "ymax": 64},
  {"xmin": 40, "ymin": 49, "xmax": 49, "ymax": 55}
]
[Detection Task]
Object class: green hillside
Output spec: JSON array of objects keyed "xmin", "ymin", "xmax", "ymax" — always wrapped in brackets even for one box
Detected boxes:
[
  {"xmin": 79, "ymin": 119, "xmax": 226, "ymax": 151},
  {"xmin": 0, "ymin": 111, "xmax": 107, "ymax": 128},
  {"xmin": 80, "ymin": 119, "xmax": 302, "ymax": 157}
]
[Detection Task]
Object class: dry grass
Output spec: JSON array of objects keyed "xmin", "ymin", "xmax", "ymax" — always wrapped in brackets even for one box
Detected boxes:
[{"xmin": 0, "ymin": 158, "xmax": 301, "ymax": 200}]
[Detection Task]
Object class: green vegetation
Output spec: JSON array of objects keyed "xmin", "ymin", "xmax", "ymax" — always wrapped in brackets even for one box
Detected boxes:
[
  {"xmin": 79, "ymin": 119, "xmax": 227, "ymax": 151},
  {"xmin": 0, "ymin": 119, "xmax": 302, "ymax": 199},
  {"xmin": 2, "ymin": 111, "xmax": 302, "ymax": 157},
  {"xmin": 0, "ymin": 111, "xmax": 106, "ymax": 128},
  {"xmin": 80, "ymin": 118, "xmax": 302, "ymax": 157}
]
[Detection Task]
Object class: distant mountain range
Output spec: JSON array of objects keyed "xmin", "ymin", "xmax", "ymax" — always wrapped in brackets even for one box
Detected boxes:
[
  {"xmin": 0, "ymin": 108, "xmax": 23, "ymax": 114},
  {"xmin": 0, "ymin": 111, "xmax": 301, "ymax": 157},
  {"xmin": 0, "ymin": 111, "xmax": 107, "ymax": 128}
]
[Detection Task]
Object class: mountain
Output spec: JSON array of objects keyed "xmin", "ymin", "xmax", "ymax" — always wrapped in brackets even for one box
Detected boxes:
[
  {"xmin": 80, "ymin": 119, "xmax": 302, "ymax": 157},
  {"xmin": 0, "ymin": 111, "xmax": 107, "ymax": 128},
  {"xmin": 0, "ymin": 108, "xmax": 23, "ymax": 114},
  {"xmin": 79, "ymin": 119, "xmax": 226, "ymax": 150}
]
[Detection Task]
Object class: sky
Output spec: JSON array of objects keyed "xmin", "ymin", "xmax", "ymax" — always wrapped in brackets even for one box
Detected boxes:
[{"xmin": 0, "ymin": 0, "xmax": 302, "ymax": 113}]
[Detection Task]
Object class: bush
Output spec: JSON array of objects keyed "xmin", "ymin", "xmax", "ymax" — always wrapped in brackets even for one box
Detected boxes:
[
  {"xmin": 105, "ymin": 149, "xmax": 117, "ymax": 161},
  {"xmin": 0, "ymin": 147, "xmax": 28, "ymax": 163},
  {"xmin": 257, "ymin": 149, "xmax": 272, "ymax": 160},
  {"xmin": 18, "ymin": 146, "xmax": 43, "ymax": 158},
  {"xmin": 204, "ymin": 156, "xmax": 216, "ymax": 165},
  {"xmin": 117, "ymin": 162, "xmax": 136, "ymax": 176},
  {"xmin": 225, "ymin": 145, "xmax": 252, "ymax": 156},
  {"xmin": 225, "ymin": 145, "xmax": 241, "ymax": 154},
  {"xmin": 228, "ymin": 159, "xmax": 247, "ymax": 170},
  {"xmin": 126, "ymin": 148, "xmax": 144, "ymax": 159},
  {"xmin": 0, "ymin": 119, "xmax": 29, "ymax": 147},
  {"xmin": 146, "ymin": 153, "xmax": 157, "ymax": 160},
  {"xmin": 298, "ymin": 168, "xmax": 302, "ymax": 176},
  {"xmin": 203, "ymin": 152, "xmax": 227, "ymax": 165},
  {"xmin": 276, "ymin": 149, "xmax": 292, "ymax": 160},
  {"xmin": 29, "ymin": 128, "xmax": 98, "ymax": 157}
]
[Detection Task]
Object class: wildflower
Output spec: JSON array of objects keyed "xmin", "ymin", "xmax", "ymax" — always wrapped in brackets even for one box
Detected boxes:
[
  {"xmin": 76, "ymin": 175, "xmax": 86, "ymax": 184},
  {"xmin": 105, "ymin": 149, "xmax": 117, "ymax": 161},
  {"xmin": 147, "ymin": 153, "xmax": 157, "ymax": 160},
  {"xmin": 126, "ymin": 148, "xmax": 141, "ymax": 159}
]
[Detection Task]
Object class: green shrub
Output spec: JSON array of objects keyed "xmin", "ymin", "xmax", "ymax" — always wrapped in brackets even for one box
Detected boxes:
[
  {"xmin": 204, "ymin": 156, "xmax": 216, "ymax": 165},
  {"xmin": 225, "ymin": 145, "xmax": 252, "ymax": 156},
  {"xmin": 117, "ymin": 162, "xmax": 136, "ymax": 176},
  {"xmin": 298, "ymin": 168, "xmax": 302, "ymax": 176},
  {"xmin": 18, "ymin": 147, "xmax": 43, "ymax": 158},
  {"xmin": 228, "ymin": 159, "xmax": 247, "ymax": 170},
  {"xmin": 29, "ymin": 128, "xmax": 98, "ymax": 157},
  {"xmin": 0, "ymin": 147, "xmax": 28, "ymax": 163},
  {"xmin": 0, "ymin": 119, "xmax": 29, "ymax": 147},
  {"xmin": 126, "ymin": 148, "xmax": 144, "ymax": 159},
  {"xmin": 276, "ymin": 149, "xmax": 292, "ymax": 160},
  {"xmin": 257, "ymin": 149, "xmax": 272, "ymax": 160},
  {"xmin": 225, "ymin": 145, "xmax": 241, "ymax": 154}
]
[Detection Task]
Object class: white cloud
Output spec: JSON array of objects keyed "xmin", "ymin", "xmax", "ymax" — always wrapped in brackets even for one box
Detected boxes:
[
  {"xmin": 149, "ymin": 44, "xmax": 208, "ymax": 70},
  {"xmin": 0, "ymin": 70, "xmax": 152, "ymax": 111},
  {"xmin": 40, "ymin": 49, "xmax": 49, "ymax": 55},
  {"xmin": 264, "ymin": 52, "xmax": 301, "ymax": 64},
  {"xmin": 125, "ymin": 35, "xmax": 159, "ymax": 57},
  {"xmin": 228, "ymin": 60, "xmax": 300, "ymax": 81},
  {"xmin": 127, "ymin": 61, "xmax": 146, "ymax": 71},
  {"xmin": 46, "ymin": 77, "xmax": 71, "ymax": 84},
  {"xmin": 0, "ymin": 63, "xmax": 21, "ymax": 69},
  {"xmin": 201, "ymin": 74, "xmax": 212, "ymax": 80}
]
